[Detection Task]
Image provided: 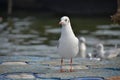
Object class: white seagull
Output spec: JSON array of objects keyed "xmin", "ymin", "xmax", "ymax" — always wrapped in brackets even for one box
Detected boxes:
[
  {"xmin": 57, "ymin": 16, "xmax": 79, "ymax": 72},
  {"xmin": 87, "ymin": 52, "xmax": 101, "ymax": 61},
  {"xmin": 78, "ymin": 37, "xmax": 86, "ymax": 58},
  {"xmin": 95, "ymin": 43, "xmax": 120, "ymax": 59}
]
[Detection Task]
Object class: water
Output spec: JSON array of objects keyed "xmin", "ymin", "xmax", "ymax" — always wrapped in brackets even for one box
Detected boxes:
[
  {"xmin": 1, "ymin": 16, "xmax": 119, "ymax": 55},
  {"xmin": 0, "ymin": 15, "xmax": 120, "ymax": 79}
]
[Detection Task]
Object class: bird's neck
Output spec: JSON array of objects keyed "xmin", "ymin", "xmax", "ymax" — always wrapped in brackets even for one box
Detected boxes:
[
  {"xmin": 101, "ymin": 47, "xmax": 104, "ymax": 53},
  {"xmin": 80, "ymin": 43, "xmax": 86, "ymax": 48},
  {"xmin": 61, "ymin": 24, "xmax": 75, "ymax": 38},
  {"xmin": 98, "ymin": 47, "xmax": 104, "ymax": 54}
]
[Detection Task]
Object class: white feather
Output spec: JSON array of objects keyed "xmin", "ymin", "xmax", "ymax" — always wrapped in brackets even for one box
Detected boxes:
[{"xmin": 57, "ymin": 16, "xmax": 79, "ymax": 58}]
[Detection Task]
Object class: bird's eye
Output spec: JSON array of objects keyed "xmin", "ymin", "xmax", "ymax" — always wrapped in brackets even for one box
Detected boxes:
[{"xmin": 65, "ymin": 19, "xmax": 67, "ymax": 22}]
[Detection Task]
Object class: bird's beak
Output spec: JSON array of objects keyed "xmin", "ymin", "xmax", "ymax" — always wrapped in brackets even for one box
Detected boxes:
[{"xmin": 59, "ymin": 21, "xmax": 63, "ymax": 25}]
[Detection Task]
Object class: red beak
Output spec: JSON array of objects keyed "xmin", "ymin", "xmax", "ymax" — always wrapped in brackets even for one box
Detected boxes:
[{"xmin": 59, "ymin": 21, "xmax": 63, "ymax": 25}]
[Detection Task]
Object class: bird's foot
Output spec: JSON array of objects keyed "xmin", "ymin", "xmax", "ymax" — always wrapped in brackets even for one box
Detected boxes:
[{"xmin": 69, "ymin": 69, "xmax": 74, "ymax": 72}]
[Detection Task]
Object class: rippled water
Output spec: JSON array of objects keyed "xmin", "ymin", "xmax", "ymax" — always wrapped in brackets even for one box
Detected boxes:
[{"xmin": 0, "ymin": 16, "xmax": 120, "ymax": 56}]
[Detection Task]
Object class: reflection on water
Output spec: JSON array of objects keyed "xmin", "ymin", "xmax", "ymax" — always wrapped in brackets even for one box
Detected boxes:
[{"xmin": 0, "ymin": 16, "xmax": 120, "ymax": 56}]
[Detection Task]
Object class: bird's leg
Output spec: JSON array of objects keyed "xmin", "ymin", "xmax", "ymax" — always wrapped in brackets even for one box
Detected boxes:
[
  {"xmin": 60, "ymin": 58, "xmax": 64, "ymax": 72},
  {"xmin": 70, "ymin": 58, "xmax": 73, "ymax": 72}
]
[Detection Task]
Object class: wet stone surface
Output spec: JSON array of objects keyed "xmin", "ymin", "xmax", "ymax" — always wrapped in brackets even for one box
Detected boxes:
[{"xmin": 0, "ymin": 56, "xmax": 120, "ymax": 80}]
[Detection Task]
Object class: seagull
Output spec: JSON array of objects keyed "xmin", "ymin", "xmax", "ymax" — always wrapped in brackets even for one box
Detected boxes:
[
  {"xmin": 88, "ymin": 53, "xmax": 93, "ymax": 60},
  {"xmin": 95, "ymin": 43, "xmax": 120, "ymax": 59},
  {"xmin": 78, "ymin": 37, "xmax": 86, "ymax": 58},
  {"xmin": 57, "ymin": 16, "xmax": 79, "ymax": 72},
  {"xmin": 88, "ymin": 52, "xmax": 101, "ymax": 61}
]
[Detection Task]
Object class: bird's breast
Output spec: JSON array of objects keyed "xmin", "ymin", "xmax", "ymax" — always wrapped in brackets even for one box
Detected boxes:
[{"xmin": 58, "ymin": 37, "xmax": 79, "ymax": 58}]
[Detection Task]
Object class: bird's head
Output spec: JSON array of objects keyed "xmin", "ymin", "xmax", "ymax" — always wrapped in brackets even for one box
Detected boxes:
[
  {"xmin": 96, "ymin": 43, "xmax": 104, "ymax": 50},
  {"xmin": 79, "ymin": 37, "xmax": 86, "ymax": 43},
  {"xmin": 59, "ymin": 16, "xmax": 70, "ymax": 26}
]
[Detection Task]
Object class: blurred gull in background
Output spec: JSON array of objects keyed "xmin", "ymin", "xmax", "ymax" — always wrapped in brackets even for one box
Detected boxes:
[
  {"xmin": 95, "ymin": 43, "xmax": 120, "ymax": 59},
  {"xmin": 88, "ymin": 52, "xmax": 101, "ymax": 61},
  {"xmin": 78, "ymin": 37, "xmax": 86, "ymax": 58}
]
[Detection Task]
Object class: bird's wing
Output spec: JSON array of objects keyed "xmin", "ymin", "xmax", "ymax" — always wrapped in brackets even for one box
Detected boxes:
[
  {"xmin": 115, "ymin": 48, "xmax": 120, "ymax": 55},
  {"xmin": 110, "ymin": 48, "xmax": 120, "ymax": 55},
  {"xmin": 104, "ymin": 51, "xmax": 111, "ymax": 58},
  {"xmin": 105, "ymin": 49, "xmax": 120, "ymax": 58}
]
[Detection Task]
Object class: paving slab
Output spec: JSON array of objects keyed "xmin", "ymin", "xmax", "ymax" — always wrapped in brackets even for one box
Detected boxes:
[{"xmin": 0, "ymin": 56, "xmax": 120, "ymax": 80}]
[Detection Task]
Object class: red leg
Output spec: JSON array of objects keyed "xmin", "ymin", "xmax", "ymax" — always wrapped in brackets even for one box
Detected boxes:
[
  {"xmin": 60, "ymin": 58, "xmax": 64, "ymax": 72},
  {"xmin": 70, "ymin": 58, "xmax": 73, "ymax": 72}
]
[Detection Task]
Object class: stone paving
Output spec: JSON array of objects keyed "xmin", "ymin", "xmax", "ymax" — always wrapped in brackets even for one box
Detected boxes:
[{"xmin": 0, "ymin": 55, "xmax": 120, "ymax": 80}]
